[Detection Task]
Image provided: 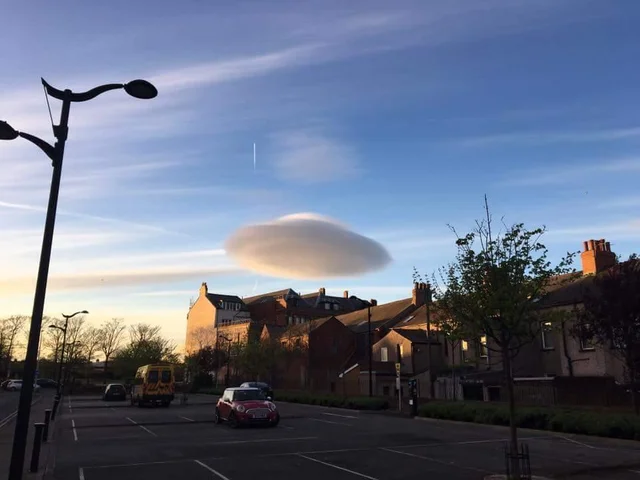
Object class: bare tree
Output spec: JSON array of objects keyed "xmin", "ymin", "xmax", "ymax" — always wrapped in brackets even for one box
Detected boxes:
[
  {"xmin": 98, "ymin": 318, "xmax": 126, "ymax": 377},
  {"xmin": 189, "ymin": 326, "xmax": 217, "ymax": 352},
  {"xmin": 1, "ymin": 315, "xmax": 28, "ymax": 377}
]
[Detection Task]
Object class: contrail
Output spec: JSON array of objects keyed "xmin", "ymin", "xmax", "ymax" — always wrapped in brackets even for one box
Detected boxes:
[{"xmin": 253, "ymin": 142, "xmax": 256, "ymax": 172}]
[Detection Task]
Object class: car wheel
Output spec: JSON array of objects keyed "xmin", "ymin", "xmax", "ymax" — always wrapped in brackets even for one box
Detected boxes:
[
  {"xmin": 228, "ymin": 412, "xmax": 239, "ymax": 429},
  {"xmin": 214, "ymin": 408, "xmax": 222, "ymax": 424},
  {"xmin": 9, "ymin": 387, "xmax": 17, "ymax": 392},
  {"xmin": 271, "ymin": 413, "xmax": 280, "ymax": 427}
]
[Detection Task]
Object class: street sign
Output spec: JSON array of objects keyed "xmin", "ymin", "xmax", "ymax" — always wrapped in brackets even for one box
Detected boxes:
[{"xmin": 395, "ymin": 363, "xmax": 401, "ymax": 375}]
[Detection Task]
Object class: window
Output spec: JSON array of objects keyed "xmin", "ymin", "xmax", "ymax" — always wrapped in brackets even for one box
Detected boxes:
[
  {"xmin": 399, "ymin": 345, "xmax": 404, "ymax": 359},
  {"xmin": 147, "ymin": 370, "xmax": 159, "ymax": 383},
  {"xmin": 461, "ymin": 340, "xmax": 469, "ymax": 351},
  {"xmin": 161, "ymin": 370, "xmax": 172, "ymax": 383},
  {"xmin": 324, "ymin": 303, "xmax": 331, "ymax": 310},
  {"xmin": 332, "ymin": 303, "xmax": 339, "ymax": 311},
  {"xmin": 541, "ymin": 321, "xmax": 554, "ymax": 350},
  {"xmin": 580, "ymin": 325, "xmax": 595, "ymax": 351},
  {"xmin": 380, "ymin": 347, "xmax": 389, "ymax": 362},
  {"xmin": 480, "ymin": 335, "xmax": 488, "ymax": 358}
]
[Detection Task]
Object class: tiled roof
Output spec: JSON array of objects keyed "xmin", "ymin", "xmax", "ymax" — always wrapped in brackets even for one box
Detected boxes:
[
  {"xmin": 334, "ymin": 298, "xmax": 417, "ymax": 333},
  {"xmin": 536, "ymin": 272, "xmax": 594, "ymax": 308},
  {"xmin": 284, "ymin": 317, "xmax": 334, "ymax": 337},
  {"xmin": 301, "ymin": 292, "xmax": 368, "ymax": 312},
  {"xmin": 243, "ymin": 288, "xmax": 304, "ymax": 305},
  {"xmin": 393, "ymin": 304, "xmax": 446, "ymax": 329},
  {"xmin": 393, "ymin": 328, "xmax": 431, "ymax": 344},
  {"xmin": 206, "ymin": 293, "xmax": 245, "ymax": 306}
]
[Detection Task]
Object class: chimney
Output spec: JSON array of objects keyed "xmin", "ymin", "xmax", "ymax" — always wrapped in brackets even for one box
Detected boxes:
[
  {"xmin": 412, "ymin": 282, "xmax": 430, "ymax": 307},
  {"xmin": 580, "ymin": 238, "xmax": 616, "ymax": 275},
  {"xmin": 370, "ymin": 299, "xmax": 377, "ymax": 306},
  {"xmin": 319, "ymin": 287, "xmax": 326, "ymax": 295},
  {"xmin": 343, "ymin": 290, "xmax": 349, "ymax": 298},
  {"xmin": 199, "ymin": 282, "xmax": 208, "ymax": 297}
]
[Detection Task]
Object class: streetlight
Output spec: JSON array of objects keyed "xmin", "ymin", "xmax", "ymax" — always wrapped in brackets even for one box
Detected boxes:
[
  {"xmin": 50, "ymin": 310, "xmax": 88, "ymax": 396},
  {"xmin": 219, "ymin": 334, "xmax": 232, "ymax": 386},
  {"xmin": 424, "ymin": 283, "xmax": 435, "ymax": 399},
  {"xmin": 3, "ymin": 77, "xmax": 156, "ymax": 480}
]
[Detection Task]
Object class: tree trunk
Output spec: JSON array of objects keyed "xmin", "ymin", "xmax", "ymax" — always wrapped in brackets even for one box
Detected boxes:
[{"xmin": 503, "ymin": 349, "xmax": 521, "ymax": 479}]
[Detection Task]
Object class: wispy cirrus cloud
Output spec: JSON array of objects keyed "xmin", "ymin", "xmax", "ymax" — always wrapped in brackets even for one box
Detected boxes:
[
  {"xmin": 454, "ymin": 126, "xmax": 640, "ymax": 148},
  {"xmin": 271, "ymin": 130, "xmax": 360, "ymax": 183},
  {"xmin": 497, "ymin": 158, "xmax": 640, "ymax": 187}
]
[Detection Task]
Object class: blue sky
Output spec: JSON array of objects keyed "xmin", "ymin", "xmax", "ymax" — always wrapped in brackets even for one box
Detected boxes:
[{"xmin": 2, "ymin": 1, "xmax": 640, "ymax": 349}]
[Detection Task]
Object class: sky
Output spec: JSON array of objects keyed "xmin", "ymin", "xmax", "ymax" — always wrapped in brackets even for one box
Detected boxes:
[{"xmin": 2, "ymin": 1, "xmax": 640, "ymax": 350}]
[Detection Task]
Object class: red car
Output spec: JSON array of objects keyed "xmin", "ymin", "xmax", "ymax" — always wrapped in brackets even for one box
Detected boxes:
[{"xmin": 214, "ymin": 387, "xmax": 279, "ymax": 428}]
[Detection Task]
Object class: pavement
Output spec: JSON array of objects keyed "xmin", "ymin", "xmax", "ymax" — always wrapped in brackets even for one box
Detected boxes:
[
  {"xmin": 0, "ymin": 389, "xmax": 53, "ymax": 478},
  {"xmin": 31, "ymin": 394, "xmax": 640, "ymax": 480}
]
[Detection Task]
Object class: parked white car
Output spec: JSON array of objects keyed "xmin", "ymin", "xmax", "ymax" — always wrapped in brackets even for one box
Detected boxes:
[{"xmin": 6, "ymin": 380, "xmax": 40, "ymax": 392}]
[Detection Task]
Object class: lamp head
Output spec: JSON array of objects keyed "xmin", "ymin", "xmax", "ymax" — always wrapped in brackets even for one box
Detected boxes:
[
  {"xmin": 124, "ymin": 80, "xmax": 158, "ymax": 100},
  {"xmin": 0, "ymin": 120, "xmax": 19, "ymax": 140}
]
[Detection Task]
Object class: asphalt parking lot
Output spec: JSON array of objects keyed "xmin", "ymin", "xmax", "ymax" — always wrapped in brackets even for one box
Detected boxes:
[{"xmin": 48, "ymin": 395, "xmax": 640, "ymax": 480}]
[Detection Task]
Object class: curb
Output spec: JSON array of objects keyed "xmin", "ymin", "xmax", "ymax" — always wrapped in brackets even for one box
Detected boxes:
[{"xmin": 414, "ymin": 416, "xmax": 640, "ymax": 448}]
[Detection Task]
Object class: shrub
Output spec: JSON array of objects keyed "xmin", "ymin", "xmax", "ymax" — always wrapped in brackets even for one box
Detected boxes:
[
  {"xmin": 273, "ymin": 391, "xmax": 389, "ymax": 410},
  {"xmin": 418, "ymin": 401, "xmax": 640, "ymax": 440}
]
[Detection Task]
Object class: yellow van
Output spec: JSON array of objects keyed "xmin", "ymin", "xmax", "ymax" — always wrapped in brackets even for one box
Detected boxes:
[{"xmin": 131, "ymin": 364, "xmax": 175, "ymax": 407}]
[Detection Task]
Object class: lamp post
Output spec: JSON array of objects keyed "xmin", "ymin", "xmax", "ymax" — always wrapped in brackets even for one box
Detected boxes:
[
  {"xmin": 425, "ymin": 283, "xmax": 435, "ymax": 399},
  {"xmin": 1, "ymin": 77, "xmax": 157, "ymax": 480},
  {"xmin": 219, "ymin": 334, "xmax": 232, "ymax": 386},
  {"xmin": 50, "ymin": 311, "xmax": 88, "ymax": 396},
  {"xmin": 367, "ymin": 302, "xmax": 373, "ymax": 397}
]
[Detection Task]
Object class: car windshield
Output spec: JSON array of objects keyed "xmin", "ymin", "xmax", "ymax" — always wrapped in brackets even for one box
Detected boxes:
[
  {"xmin": 233, "ymin": 389, "xmax": 265, "ymax": 401},
  {"xmin": 148, "ymin": 370, "xmax": 159, "ymax": 383},
  {"xmin": 110, "ymin": 385, "xmax": 125, "ymax": 392}
]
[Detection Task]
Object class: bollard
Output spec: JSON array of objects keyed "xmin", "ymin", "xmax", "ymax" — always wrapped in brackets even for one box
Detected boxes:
[
  {"xmin": 43, "ymin": 410, "xmax": 52, "ymax": 443},
  {"xmin": 51, "ymin": 397, "xmax": 60, "ymax": 420},
  {"xmin": 30, "ymin": 423, "xmax": 45, "ymax": 473}
]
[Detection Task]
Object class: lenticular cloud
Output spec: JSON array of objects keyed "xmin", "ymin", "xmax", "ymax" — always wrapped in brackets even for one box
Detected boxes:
[{"xmin": 224, "ymin": 213, "xmax": 392, "ymax": 279}]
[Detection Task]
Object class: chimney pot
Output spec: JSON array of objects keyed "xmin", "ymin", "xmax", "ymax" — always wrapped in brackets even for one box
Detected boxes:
[
  {"xmin": 319, "ymin": 287, "xmax": 326, "ymax": 295},
  {"xmin": 583, "ymin": 241, "xmax": 589, "ymax": 252},
  {"xmin": 588, "ymin": 239, "xmax": 595, "ymax": 251},
  {"xmin": 581, "ymin": 238, "xmax": 616, "ymax": 275},
  {"xmin": 343, "ymin": 290, "xmax": 349, "ymax": 298},
  {"xmin": 370, "ymin": 299, "xmax": 377, "ymax": 306},
  {"xmin": 200, "ymin": 282, "xmax": 208, "ymax": 296},
  {"xmin": 605, "ymin": 241, "xmax": 611, "ymax": 252}
]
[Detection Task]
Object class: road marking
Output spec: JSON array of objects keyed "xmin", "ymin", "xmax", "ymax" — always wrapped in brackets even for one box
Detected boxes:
[
  {"xmin": 279, "ymin": 425, "xmax": 294, "ymax": 430},
  {"xmin": 126, "ymin": 417, "xmax": 157, "ymax": 436},
  {"xmin": 72, "ymin": 420, "xmax": 78, "ymax": 441},
  {"xmin": 179, "ymin": 416, "xmax": 195, "ymax": 422},
  {"xmin": 308, "ymin": 418, "xmax": 352, "ymax": 427},
  {"xmin": 322, "ymin": 412, "xmax": 358, "ymax": 419},
  {"xmin": 380, "ymin": 447, "xmax": 491, "ymax": 474},
  {"xmin": 392, "ymin": 435, "xmax": 548, "ymax": 449},
  {"xmin": 1, "ymin": 397, "xmax": 43, "ymax": 430},
  {"xmin": 78, "ymin": 467, "xmax": 85, "ymax": 480},
  {"xmin": 194, "ymin": 460, "xmax": 231, "ymax": 480},
  {"xmin": 297, "ymin": 454, "xmax": 379, "ymax": 479},
  {"xmin": 557, "ymin": 435, "xmax": 598, "ymax": 449}
]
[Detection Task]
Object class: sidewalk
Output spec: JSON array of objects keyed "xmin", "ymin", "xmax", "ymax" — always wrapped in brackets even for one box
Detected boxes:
[{"xmin": 0, "ymin": 391, "xmax": 56, "ymax": 479}]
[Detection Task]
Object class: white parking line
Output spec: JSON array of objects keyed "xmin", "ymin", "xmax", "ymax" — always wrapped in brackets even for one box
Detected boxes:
[
  {"xmin": 72, "ymin": 420, "xmax": 78, "ymax": 441},
  {"xmin": 380, "ymin": 447, "xmax": 491, "ymax": 474},
  {"xmin": 1, "ymin": 396, "xmax": 43, "ymax": 430},
  {"xmin": 279, "ymin": 425, "xmax": 295, "ymax": 430},
  {"xmin": 126, "ymin": 417, "xmax": 157, "ymax": 436},
  {"xmin": 392, "ymin": 435, "xmax": 550, "ymax": 449},
  {"xmin": 194, "ymin": 460, "xmax": 231, "ymax": 480},
  {"xmin": 78, "ymin": 467, "xmax": 85, "ymax": 480},
  {"xmin": 557, "ymin": 435, "xmax": 598, "ymax": 449},
  {"xmin": 322, "ymin": 412, "xmax": 358, "ymax": 419},
  {"xmin": 308, "ymin": 418, "xmax": 352, "ymax": 427},
  {"xmin": 179, "ymin": 416, "xmax": 195, "ymax": 422},
  {"xmin": 298, "ymin": 454, "xmax": 379, "ymax": 479}
]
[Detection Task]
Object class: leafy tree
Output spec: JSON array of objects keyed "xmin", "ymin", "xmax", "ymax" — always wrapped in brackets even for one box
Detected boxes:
[
  {"xmin": 112, "ymin": 323, "xmax": 178, "ymax": 379},
  {"xmin": 97, "ymin": 318, "xmax": 126, "ymax": 377},
  {"xmin": 434, "ymin": 200, "xmax": 575, "ymax": 478},
  {"xmin": 577, "ymin": 254, "xmax": 640, "ymax": 414}
]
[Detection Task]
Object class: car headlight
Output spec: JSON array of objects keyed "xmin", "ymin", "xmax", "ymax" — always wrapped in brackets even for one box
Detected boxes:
[
  {"xmin": 266, "ymin": 402, "xmax": 277, "ymax": 411},
  {"xmin": 235, "ymin": 404, "xmax": 246, "ymax": 413}
]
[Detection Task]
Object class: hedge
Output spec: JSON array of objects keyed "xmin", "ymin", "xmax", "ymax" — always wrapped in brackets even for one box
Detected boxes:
[
  {"xmin": 418, "ymin": 402, "xmax": 640, "ymax": 441},
  {"xmin": 275, "ymin": 391, "xmax": 389, "ymax": 411},
  {"xmin": 195, "ymin": 388, "xmax": 388, "ymax": 410}
]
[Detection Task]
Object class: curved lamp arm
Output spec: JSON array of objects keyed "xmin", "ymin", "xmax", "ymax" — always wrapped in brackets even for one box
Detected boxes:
[
  {"xmin": 42, "ymin": 78, "xmax": 124, "ymax": 103},
  {"xmin": 18, "ymin": 132, "xmax": 56, "ymax": 163}
]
